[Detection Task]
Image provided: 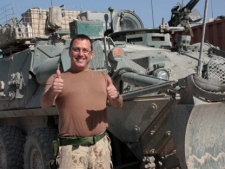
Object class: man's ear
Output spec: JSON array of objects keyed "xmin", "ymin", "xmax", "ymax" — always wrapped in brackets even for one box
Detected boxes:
[{"xmin": 90, "ymin": 51, "xmax": 94, "ymax": 59}]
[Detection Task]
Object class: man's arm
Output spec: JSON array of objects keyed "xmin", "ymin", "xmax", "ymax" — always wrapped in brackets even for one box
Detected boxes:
[
  {"xmin": 106, "ymin": 75, "xmax": 123, "ymax": 109},
  {"xmin": 41, "ymin": 69, "xmax": 63, "ymax": 109}
]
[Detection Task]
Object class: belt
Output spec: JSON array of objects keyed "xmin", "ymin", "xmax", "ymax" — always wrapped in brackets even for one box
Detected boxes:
[{"xmin": 59, "ymin": 132, "xmax": 106, "ymax": 147}]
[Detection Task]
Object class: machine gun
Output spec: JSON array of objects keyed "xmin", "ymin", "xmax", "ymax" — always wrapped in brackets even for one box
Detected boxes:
[{"xmin": 168, "ymin": 0, "xmax": 201, "ymax": 27}]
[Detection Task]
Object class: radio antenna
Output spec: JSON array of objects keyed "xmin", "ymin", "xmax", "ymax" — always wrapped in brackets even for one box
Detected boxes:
[{"xmin": 151, "ymin": 0, "xmax": 155, "ymax": 28}]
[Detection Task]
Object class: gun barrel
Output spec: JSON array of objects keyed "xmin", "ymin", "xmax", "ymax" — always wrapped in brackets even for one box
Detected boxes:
[{"xmin": 186, "ymin": 0, "xmax": 200, "ymax": 10}]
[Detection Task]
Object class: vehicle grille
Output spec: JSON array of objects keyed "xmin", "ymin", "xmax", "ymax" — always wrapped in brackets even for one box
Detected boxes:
[{"xmin": 207, "ymin": 55, "xmax": 225, "ymax": 84}]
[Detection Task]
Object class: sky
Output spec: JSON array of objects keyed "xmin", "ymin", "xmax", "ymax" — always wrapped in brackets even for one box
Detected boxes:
[{"xmin": 0, "ymin": 0, "xmax": 225, "ymax": 28}]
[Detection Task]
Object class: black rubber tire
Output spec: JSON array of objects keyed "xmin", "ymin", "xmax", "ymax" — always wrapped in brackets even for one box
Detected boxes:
[
  {"xmin": 24, "ymin": 127, "xmax": 58, "ymax": 169},
  {"xmin": 0, "ymin": 126, "xmax": 25, "ymax": 169}
]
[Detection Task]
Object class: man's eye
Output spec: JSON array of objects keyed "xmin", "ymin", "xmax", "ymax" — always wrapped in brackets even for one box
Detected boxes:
[
  {"xmin": 83, "ymin": 49, "xmax": 89, "ymax": 53},
  {"xmin": 73, "ymin": 48, "xmax": 79, "ymax": 52}
]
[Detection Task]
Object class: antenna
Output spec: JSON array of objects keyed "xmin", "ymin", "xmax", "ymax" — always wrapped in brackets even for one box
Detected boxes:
[
  {"xmin": 197, "ymin": 0, "xmax": 208, "ymax": 77},
  {"xmin": 151, "ymin": 0, "xmax": 155, "ymax": 28},
  {"xmin": 51, "ymin": 0, "xmax": 53, "ymax": 6},
  {"xmin": 210, "ymin": 0, "xmax": 214, "ymax": 18}
]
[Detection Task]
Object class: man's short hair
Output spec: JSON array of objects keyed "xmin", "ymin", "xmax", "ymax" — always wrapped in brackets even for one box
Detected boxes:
[{"xmin": 69, "ymin": 34, "xmax": 93, "ymax": 51}]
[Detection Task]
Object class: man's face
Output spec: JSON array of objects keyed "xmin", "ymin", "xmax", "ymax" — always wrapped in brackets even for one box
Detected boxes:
[{"xmin": 69, "ymin": 39, "xmax": 93, "ymax": 71}]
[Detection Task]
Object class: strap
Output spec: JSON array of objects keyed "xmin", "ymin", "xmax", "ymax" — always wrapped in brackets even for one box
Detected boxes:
[{"xmin": 59, "ymin": 132, "xmax": 106, "ymax": 147}]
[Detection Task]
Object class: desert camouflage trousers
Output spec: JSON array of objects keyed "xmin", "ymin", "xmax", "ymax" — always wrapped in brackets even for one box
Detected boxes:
[{"xmin": 56, "ymin": 135, "xmax": 113, "ymax": 169}]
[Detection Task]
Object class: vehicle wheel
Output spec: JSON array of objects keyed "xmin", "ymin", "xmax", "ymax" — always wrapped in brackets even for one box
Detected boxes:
[
  {"xmin": 24, "ymin": 127, "xmax": 58, "ymax": 169},
  {"xmin": 0, "ymin": 126, "xmax": 25, "ymax": 169}
]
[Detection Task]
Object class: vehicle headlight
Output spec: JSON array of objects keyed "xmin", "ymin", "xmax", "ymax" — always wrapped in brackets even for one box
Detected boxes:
[{"xmin": 153, "ymin": 69, "xmax": 169, "ymax": 80}]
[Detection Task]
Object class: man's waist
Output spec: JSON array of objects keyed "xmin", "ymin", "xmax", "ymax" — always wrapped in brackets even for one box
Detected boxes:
[{"xmin": 59, "ymin": 132, "xmax": 106, "ymax": 147}]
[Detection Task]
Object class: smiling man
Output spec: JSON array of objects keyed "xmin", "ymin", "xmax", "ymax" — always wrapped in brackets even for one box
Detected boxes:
[{"xmin": 41, "ymin": 34, "xmax": 123, "ymax": 169}]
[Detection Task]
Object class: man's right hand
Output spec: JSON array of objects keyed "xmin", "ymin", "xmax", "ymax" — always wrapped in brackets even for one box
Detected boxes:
[{"xmin": 52, "ymin": 69, "xmax": 64, "ymax": 94}]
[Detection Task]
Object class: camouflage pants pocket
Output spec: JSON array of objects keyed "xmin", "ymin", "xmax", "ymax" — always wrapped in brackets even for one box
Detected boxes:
[{"xmin": 58, "ymin": 135, "xmax": 112, "ymax": 169}]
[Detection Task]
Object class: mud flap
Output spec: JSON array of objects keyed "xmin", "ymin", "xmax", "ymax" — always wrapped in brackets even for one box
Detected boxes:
[
  {"xmin": 185, "ymin": 102, "xmax": 225, "ymax": 169},
  {"xmin": 169, "ymin": 102, "xmax": 225, "ymax": 169}
]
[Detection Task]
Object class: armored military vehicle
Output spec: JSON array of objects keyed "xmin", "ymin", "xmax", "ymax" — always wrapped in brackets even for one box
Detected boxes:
[{"xmin": 0, "ymin": 0, "xmax": 225, "ymax": 168}]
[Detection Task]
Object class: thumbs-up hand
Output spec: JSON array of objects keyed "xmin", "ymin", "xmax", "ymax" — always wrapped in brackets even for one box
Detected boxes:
[
  {"xmin": 56, "ymin": 69, "xmax": 61, "ymax": 79},
  {"xmin": 52, "ymin": 68, "xmax": 64, "ymax": 94},
  {"xmin": 107, "ymin": 76, "xmax": 119, "ymax": 100}
]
